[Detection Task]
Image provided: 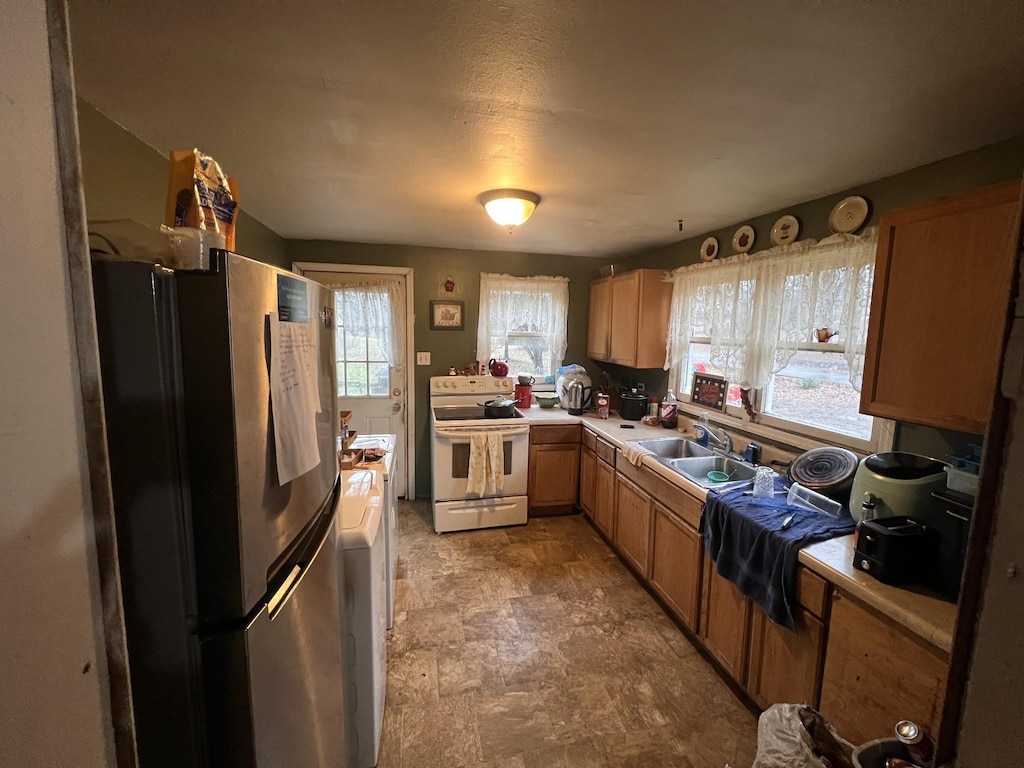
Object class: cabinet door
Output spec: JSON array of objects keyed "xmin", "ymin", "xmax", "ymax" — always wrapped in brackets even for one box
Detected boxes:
[
  {"xmin": 608, "ymin": 272, "xmax": 640, "ymax": 366},
  {"xmin": 579, "ymin": 447, "xmax": 596, "ymax": 518},
  {"xmin": 650, "ymin": 501, "xmax": 702, "ymax": 632},
  {"xmin": 861, "ymin": 181, "xmax": 1019, "ymax": 433},
  {"xmin": 819, "ymin": 591, "xmax": 948, "ymax": 746},
  {"xmin": 633, "ymin": 270, "xmax": 674, "ymax": 369},
  {"xmin": 700, "ymin": 559, "xmax": 752, "ymax": 681},
  {"xmin": 593, "ymin": 459, "xmax": 616, "ymax": 538},
  {"xmin": 587, "ymin": 279, "xmax": 611, "ymax": 360},
  {"xmin": 528, "ymin": 443, "xmax": 581, "ymax": 509},
  {"xmin": 613, "ymin": 475, "xmax": 653, "ymax": 577},
  {"xmin": 746, "ymin": 605, "xmax": 825, "ymax": 709}
]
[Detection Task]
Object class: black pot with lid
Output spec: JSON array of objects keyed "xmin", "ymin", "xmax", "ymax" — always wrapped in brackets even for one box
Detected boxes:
[{"xmin": 619, "ymin": 387, "xmax": 649, "ymax": 421}]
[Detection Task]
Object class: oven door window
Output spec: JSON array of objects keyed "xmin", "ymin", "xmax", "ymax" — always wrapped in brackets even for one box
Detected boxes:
[{"xmin": 450, "ymin": 441, "xmax": 513, "ymax": 478}]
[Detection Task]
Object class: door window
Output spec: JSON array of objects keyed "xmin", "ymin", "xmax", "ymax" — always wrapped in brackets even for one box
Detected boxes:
[{"xmin": 334, "ymin": 292, "xmax": 391, "ymax": 397}]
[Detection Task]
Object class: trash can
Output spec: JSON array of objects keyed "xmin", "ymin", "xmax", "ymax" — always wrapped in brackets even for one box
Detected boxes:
[{"xmin": 751, "ymin": 704, "xmax": 855, "ymax": 768}]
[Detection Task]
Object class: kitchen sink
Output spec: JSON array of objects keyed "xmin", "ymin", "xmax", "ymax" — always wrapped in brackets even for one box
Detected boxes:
[
  {"xmin": 662, "ymin": 455, "xmax": 757, "ymax": 489},
  {"xmin": 632, "ymin": 437, "xmax": 713, "ymax": 460}
]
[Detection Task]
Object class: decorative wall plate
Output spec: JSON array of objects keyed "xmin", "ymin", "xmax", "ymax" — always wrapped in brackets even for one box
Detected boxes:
[
  {"xmin": 732, "ymin": 225, "xmax": 755, "ymax": 254},
  {"xmin": 770, "ymin": 215, "xmax": 800, "ymax": 246},
  {"xmin": 828, "ymin": 196, "xmax": 870, "ymax": 233},
  {"xmin": 700, "ymin": 236, "xmax": 720, "ymax": 262}
]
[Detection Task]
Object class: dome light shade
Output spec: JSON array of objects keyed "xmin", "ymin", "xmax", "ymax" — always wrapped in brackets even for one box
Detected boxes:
[{"xmin": 479, "ymin": 189, "xmax": 541, "ymax": 233}]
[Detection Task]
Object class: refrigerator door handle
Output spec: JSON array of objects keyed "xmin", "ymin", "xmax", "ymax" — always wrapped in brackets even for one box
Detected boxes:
[
  {"xmin": 265, "ymin": 493, "xmax": 338, "ymax": 622},
  {"xmin": 267, "ymin": 565, "xmax": 302, "ymax": 619}
]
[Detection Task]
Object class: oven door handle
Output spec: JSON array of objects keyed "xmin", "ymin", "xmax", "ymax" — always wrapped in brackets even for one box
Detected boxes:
[{"xmin": 434, "ymin": 425, "xmax": 531, "ymax": 438}]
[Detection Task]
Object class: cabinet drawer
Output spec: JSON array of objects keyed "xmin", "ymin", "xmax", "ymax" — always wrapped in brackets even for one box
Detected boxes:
[
  {"xmin": 582, "ymin": 428, "xmax": 598, "ymax": 453},
  {"xmin": 798, "ymin": 567, "xmax": 830, "ymax": 618},
  {"xmin": 638, "ymin": 466, "xmax": 702, "ymax": 530},
  {"xmin": 595, "ymin": 437, "xmax": 617, "ymax": 466},
  {"xmin": 530, "ymin": 424, "xmax": 582, "ymax": 445}
]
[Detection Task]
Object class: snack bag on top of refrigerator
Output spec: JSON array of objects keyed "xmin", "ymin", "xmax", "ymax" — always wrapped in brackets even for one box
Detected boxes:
[{"xmin": 164, "ymin": 149, "xmax": 239, "ymax": 250}]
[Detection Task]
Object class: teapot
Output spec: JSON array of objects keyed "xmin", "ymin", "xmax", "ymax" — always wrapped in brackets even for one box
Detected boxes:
[{"xmin": 488, "ymin": 358, "xmax": 509, "ymax": 377}]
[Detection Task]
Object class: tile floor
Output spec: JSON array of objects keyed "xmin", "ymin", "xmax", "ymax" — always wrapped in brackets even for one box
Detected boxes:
[{"xmin": 379, "ymin": 500, "xmax": 759, "ymax": 768}]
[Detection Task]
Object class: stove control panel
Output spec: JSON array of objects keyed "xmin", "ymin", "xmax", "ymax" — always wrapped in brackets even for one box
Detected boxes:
[{"xmin": 429, "ymin": 376, "xmax": 513, "ymax": 395}]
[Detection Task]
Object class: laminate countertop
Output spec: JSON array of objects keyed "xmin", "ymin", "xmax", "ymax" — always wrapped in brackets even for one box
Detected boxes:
[{"xmin": 521, "ymin": 405, "xmax": 958, "ymax": 654}]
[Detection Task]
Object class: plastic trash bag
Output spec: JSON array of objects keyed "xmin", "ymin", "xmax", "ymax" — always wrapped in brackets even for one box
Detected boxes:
[{"xmin": 752, "ymin": 704, "xmax": 855, "ymax": 768}]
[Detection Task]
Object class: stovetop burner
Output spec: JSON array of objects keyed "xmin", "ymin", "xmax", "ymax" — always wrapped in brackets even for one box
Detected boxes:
[{"xmin": 433, "ymin": 405, "xmax": 526, "ymax": 422}]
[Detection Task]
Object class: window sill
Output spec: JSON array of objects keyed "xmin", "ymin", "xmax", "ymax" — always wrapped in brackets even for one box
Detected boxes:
[{"xmin": 675, "ymin": 400, "xmax": 894, "ymax": 456}]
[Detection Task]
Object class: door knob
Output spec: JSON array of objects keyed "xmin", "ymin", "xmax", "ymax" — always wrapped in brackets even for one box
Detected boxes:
[
  {"xmin": 393, "ymin": 388, "xmax": 402, "ymax": 397},
  {"xmin": 392, "ymin": 403, "xmax": 402, "ymax": 413}
]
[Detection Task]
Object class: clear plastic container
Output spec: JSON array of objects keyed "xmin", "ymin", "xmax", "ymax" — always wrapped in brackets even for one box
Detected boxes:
[
  {"xmin": 787, "ymin": 482, "xmax": 843, "ymax": 517},
  {"xmin": 944, "ymin": 465, "xmax": 979, "ymax": 496}
]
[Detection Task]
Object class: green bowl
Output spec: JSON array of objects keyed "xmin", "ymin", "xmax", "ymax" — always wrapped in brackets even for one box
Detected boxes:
[
  {"xmin": 707, "ymin": 470, "xmax": 731, "ymax": 483},
  {"xmin": 535, "ymin": 395, "xmax": 559, "ymax": 409}
]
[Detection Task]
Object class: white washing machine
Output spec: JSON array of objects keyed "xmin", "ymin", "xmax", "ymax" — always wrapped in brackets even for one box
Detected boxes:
[{"xmin": 338, "ymin": 471, "xmax": 387, "ymax": 768}]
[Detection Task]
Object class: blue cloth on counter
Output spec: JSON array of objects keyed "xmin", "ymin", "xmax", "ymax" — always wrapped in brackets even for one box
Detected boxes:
[{"xmin": 701, "ymin": 475, "xmax": 855, "ymax": 632}]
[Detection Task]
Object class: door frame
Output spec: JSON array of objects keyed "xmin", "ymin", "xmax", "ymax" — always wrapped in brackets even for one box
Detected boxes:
[{"xmin": 292, "ymin": 262, "xmax": 416, "ymax": 499}]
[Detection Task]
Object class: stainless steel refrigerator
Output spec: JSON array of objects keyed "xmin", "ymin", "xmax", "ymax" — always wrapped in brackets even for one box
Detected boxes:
[{"xmin": 92, "ymin": 251, "xmax": 347, "ymax": 767}]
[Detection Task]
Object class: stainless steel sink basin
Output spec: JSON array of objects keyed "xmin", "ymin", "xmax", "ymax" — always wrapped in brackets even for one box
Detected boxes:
[
  {"xmin": 632, "ymin": 437, "xmax": 713, "ymax": 460},
  {"xmin": 663, "ymin": 455, "xmax": 757, "ymax": 488}
]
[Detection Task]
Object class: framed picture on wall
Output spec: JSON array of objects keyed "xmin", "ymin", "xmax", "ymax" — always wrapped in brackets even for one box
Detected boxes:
[
  {"xmin": 430, "ymin": 300, "xmax": 464, "ymax": 330},
  {"xmin": 690, "ymin": 372, "xmax": 728, "ymax": 411}
]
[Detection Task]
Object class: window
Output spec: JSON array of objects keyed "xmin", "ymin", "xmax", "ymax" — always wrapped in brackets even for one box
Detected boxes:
[
  {"xmin": 332, "ymin": 279, "xmax": 404, "ymax": 397},
  {"xmin": 477, "ymin": 274, "xmax": 569, "ymax": 379},
  {"xmin": 666, "ymin": 229, "xmax": 885, "ymax": 449}
]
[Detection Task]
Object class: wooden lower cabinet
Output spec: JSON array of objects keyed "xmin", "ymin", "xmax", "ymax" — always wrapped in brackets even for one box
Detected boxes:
[
  {"xmin": 819, "ymin": 591, "xmax": 949, "ymax": 746},
  {"xmin": 613, "ymin": 475, "xmax": 653, "ymax": 577},
  {"xmin": 649, "ymin": 501, "xmax": 703, "ymax": 633},
  {"xmin": 593, "ymin": 458, "xmax": 615, "ymax": 538},
  {"xmin": 700, "ymin": 559, "xmax": 752, "ymax": 682},
  {"xmin": 746, "ymin": 605, "xmax": 825, "ymax": 709},
  {"xmin": 528, "ymin": 442, "xmax": 580, "ymax": 513},
  {"xmin": 579, "ymin": 446, "xmax": 596, "ymax": 518}
]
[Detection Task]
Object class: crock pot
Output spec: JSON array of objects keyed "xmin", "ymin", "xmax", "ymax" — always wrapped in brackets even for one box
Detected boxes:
[{"xmin": 619, "ymin": 389, "xmax": 649, "ymax": 421}]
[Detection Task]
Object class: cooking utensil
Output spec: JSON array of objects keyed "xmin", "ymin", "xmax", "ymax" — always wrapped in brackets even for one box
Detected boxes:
[
  {"xmin": 707, "ymin": 469, "xmax": 738, "ymax": 483},
  {"xmin": 477, "ymin": 396, "xmax": 521, "ymax": 418},
  {"xmin": 742, "ymin": 489, "xmax": 786, "ymax": 496},
  {"xmin": 488, "ymin": 358, "xmax": 509, "ymax": 377},
  {"xmin": 780, "ymin": 513, "xmax": 796, "ymax": 531},
  {"xmin": 514, "ymin": 383, "xmax": 533, "ymax": 407},
  {"xmin": 517, "ymin": 374, "xmax": 535, "ymax": 385},
  {"xmin": 535, "ymin": 394, "xmax": 559, "ymax": 409},
  {"xmin": 788, "ymin": 446, "xmax": 859, "ymax": 505}
]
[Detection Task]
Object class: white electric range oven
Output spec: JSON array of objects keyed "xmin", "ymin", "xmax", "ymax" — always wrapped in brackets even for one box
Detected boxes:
[{"xmin": 429, "ymin": 376, "xmax": 530, "ymax": 533}]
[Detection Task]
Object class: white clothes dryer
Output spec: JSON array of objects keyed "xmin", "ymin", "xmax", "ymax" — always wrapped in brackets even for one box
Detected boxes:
[{"xmin": 337, "ymin": 471, "xmax": 387, "ymax": 768}]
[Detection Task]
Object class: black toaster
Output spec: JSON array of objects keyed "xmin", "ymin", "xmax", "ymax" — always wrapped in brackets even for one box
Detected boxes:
[{"xmin": 853, "ymin": 516, "xmax": 938, "ymax": 585}]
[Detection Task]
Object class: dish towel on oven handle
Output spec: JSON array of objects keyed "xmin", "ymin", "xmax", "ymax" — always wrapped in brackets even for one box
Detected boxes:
[{"xmin": 467, "ymin": 432, "xmax": 505, "ymax": 497}]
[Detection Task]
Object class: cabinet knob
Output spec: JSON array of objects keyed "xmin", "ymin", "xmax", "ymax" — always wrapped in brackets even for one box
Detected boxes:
[{"xmin": 860, "ymin": 559, "xmax": 871, "ymax": 571}]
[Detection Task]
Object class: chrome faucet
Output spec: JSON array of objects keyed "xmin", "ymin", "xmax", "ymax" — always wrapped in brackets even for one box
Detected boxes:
[{"xmin": 705, "ymin": 427, "xmax": 733, "ymax": 456}]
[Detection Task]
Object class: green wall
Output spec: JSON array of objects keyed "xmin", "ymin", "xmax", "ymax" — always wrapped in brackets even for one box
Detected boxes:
[
  {"xmin": 287, "ymin": 239, "xmax": 612, "ymax": 497},
  {"xmin": 76, "ymin": 100, "xmax": 289, "ymax": 270},
  {"xmin": 620, "ymin": 135, "xmax": 1024, "ymax": 460}
]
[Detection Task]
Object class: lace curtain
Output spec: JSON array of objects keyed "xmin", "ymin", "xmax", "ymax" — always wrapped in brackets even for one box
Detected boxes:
[
  {"xmin": 328, "ymin": 277, "xmax": 406, "ymax": 369},
  {"xmin": 665, "ymin": 228, "xmax": 877, "ymax": 391},
  {"xmin": 477, "ymin": 273, "xmax": 570, "ymax": 367}
]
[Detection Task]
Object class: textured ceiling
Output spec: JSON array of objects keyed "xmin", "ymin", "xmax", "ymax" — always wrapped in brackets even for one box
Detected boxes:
[{"xmin": 68, "ymin": 1, "xmax": 1024, "ymax": 257}]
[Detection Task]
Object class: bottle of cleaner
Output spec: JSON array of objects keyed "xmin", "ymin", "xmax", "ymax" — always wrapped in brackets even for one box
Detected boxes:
[
  {"xmin": 660, "ymin": 389, "xmax": 678, "ymax": 429},
  {"xmin": 694, "ymin": 411, "xmax": 710, "ymax": 446}
]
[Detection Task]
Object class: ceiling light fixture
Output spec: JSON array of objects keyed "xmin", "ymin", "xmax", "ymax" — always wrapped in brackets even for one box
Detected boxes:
[{"xmin": 479, "ymin": 189, "xmax": 541, "ymax": 234}]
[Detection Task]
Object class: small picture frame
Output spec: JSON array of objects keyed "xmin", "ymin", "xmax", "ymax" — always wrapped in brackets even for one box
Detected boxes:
[
  {"xmin": 690, "ymin": 372, "xmax": 728, "ymax": 411},
  {"xmin": 430, "ymin": 300, "xmax": 464, "ymax": 330}
]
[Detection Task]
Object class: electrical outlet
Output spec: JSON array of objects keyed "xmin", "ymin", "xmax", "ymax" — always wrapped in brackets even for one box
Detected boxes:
[{"xmin": 416, "ymin": 352, "xmax": 431, "ymax": 365}]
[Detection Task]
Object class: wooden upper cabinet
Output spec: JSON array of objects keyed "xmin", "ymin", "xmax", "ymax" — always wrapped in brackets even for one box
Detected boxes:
[
  {"xmin": 588, "ymin": 269, "xmax": 672, "ymax": 368},
  {"xmin": 587, "ymin": 279, "xmax": 611, "ymax": 359},
  {"xmin": 861, "ymin": 181, "xmax": 1021, "ymax": 433}
]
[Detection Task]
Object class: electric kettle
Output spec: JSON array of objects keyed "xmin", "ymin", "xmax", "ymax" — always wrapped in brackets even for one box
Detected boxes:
[{"xmin": 564, "ymin": 377, "xmax": 592, "ymax": 416}]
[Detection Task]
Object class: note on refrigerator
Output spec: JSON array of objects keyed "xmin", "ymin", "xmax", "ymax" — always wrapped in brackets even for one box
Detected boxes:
[{"xmin": 269, "ymin": 312, "xmax": 322, "ymax": 485}]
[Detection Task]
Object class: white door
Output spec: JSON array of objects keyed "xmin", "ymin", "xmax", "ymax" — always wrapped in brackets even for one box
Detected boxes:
[{"xmin": 303, "ymin": 270, "xmax": 410, "ymax": 497}]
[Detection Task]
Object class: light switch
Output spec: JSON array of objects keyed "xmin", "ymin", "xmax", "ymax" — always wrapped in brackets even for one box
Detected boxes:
[{"xmin": 416, "ymin": 352, "xmax": 431, "ymax": 365}]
